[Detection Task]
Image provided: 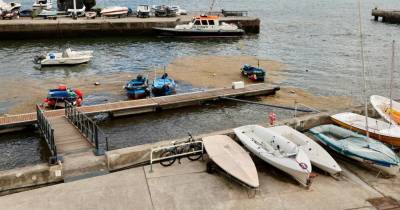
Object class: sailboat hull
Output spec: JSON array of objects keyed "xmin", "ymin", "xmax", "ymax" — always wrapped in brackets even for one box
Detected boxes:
[{"xmin": 331, "ymin": 112, "xmax": 400, "ymax": 146}]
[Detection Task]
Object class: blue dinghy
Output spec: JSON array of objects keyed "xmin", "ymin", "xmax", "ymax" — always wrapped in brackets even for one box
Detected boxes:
[
  {"xmin": 310, "ymin": 124, "xmax": 400, "ymax": 175},
  {"xmin": 124, "ymin": 75, "xmax": 150, "ymax": 99},
  {"xmin": 152, "ymin": 73, "xmax": 176, "ymax": 96}
]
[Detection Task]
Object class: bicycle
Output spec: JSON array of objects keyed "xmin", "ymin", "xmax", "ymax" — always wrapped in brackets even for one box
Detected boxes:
[{"xmin": 159, "ymin": 132, "xmax": 203, "ymax": 166}]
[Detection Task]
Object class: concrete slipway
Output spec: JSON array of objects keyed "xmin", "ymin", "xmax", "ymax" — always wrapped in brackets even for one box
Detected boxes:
[{"xmin": 0, "ymin": 156, "xmax": 396, "ymax": 210}]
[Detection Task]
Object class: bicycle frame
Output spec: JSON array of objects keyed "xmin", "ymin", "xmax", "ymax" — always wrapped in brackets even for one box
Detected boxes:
[{"xmin": 149, "ymin": 140, "xmax": 204, "ymax": 172}]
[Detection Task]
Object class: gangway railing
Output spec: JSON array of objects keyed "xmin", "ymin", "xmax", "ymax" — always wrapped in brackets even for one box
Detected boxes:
[
  {"xmin": 65, "ymin": 102, "xmax": 109, "ymax": 155},
  {"xmin": 149, "ymin": 140, "xmax": 204, "ymax": 172},
  {"xmin": 36, "ymin": 104, "xmax": 59, "ymax": 164}
]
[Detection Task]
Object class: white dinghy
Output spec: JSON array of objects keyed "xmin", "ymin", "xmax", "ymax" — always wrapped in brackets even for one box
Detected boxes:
[
  {"xmin": 332, "ymin": 112, "xmax": 400, "ymax": 147},
  {"xmin": 34, "ymin": 48, "xmax": 93, "ymax": 66},
  {"xmin": 371, "ymin": 95, "xmax": 400, "ymax": 126},
  {"xmin": 203, "ymin": 135, "xmax": 259, "ymax": 188},
  {"xmin": 234, "ymin": 125, "xmax": 312, "ymax": 187},
  {"xmin": 268, "ymin": 125, "xmax": 341, "ymax": 175}
]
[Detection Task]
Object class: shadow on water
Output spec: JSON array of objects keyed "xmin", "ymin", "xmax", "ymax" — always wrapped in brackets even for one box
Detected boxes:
[{"xmin": 0, "ymin": 128, "xmax": 50, "ymax": 171}]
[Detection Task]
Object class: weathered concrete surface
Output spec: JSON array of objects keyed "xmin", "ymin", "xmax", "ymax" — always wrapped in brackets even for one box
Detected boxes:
[
  {"xmin": 62, "ymin": 151, "xmax": 107, "ymax": 179},
  {"xmin": 0, "ymin": 163, "xmax": 62, "ymax": 193},
  {"xmin": 0, "ymin": 158, "xmax": 383, "ymax": 210},
  {"xmin": 0, "ymin": 15, "xmax": 260, "ymax": 39},
  {"xmin": 0, "ymin": 167, "xmax": 153, "ymax": 210}
]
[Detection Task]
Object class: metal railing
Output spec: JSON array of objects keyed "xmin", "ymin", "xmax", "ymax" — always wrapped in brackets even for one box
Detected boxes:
[
  {"xmin": 65, "ymin": 102, "xmax": 109, "ymax": 155},
  {"xmin": 36, "ymin": 104, "xmax": 59, "ymax": 164}
]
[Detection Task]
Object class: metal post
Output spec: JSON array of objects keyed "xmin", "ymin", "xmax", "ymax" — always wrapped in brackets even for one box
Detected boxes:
[
  {"xmin": 72, "ymin": 0, "xmax": 77, "ymax": 19},
  {"xmin": 150, "ymin": 148, "xmax": 153, "ymax": 173},
  {"xmin": 106, "ymin": 137, "xmax": 109, "ymax": 151}
]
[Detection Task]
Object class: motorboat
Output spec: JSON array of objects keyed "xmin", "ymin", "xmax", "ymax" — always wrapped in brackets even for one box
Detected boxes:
[
  {"xmin": 32, "ymin": 0, "xmax": 52, "ymax": 10},
  {"xmin": 124, "ymin": 75, "xmax": 150, "ymax": 99},
  {"xmin": 137, "ymin": 5, "xmax": 150, "ymax": 18},
  {"xmin": 331, "ymin": 112, "xmax": 400, "ymax": 146},
  {"xmin": 241, "ymin": 64, "xmax": 266, "ymax": 81},
  {"xmin": 234, "ymin": 125, "xmax": 312, "ymax": 187},
  {"xmin": 100, "ymin": 6, "xmax": 128, "ymax": 18},
  {"xmin": 152, "ymin": 73, "xmax": 176, "ymax": 96},
  {"xmin": 33, "ymin": 48, "xmax": 93, "ymax": 66},
  {"xmin": 0, "ymin": 1, "xmax": 21, "ymax": 19},
  {"xmin": 371, "ymin": 95, "xmax": 400, "ymax": 126},
  {"xmin": 203, "ymin": 135, "xmax": 259, "ymax": 188},
  {"xmin": 153, "ymin": 15, "xmax": 245, "ymax": 37},
  {"xmin": 43, "ymin": 84, "xmax": 83, "ymax": 108},
  {"xmin": 153, "ymin": 5, "xmax": 177, "ymax": 17},
  {"xmin": 170, "ymin": 6, "xmax": 186, "ymax": 15},
  {"xmin": 37, "ymin": 9, "xmax": 57, "ymax": 18},
  {"xmin": 268, "ymin": 125, "xmax": 342, "ymax": 175},
  {"xmin": 310, "ymin": 124, "xmax": 400, "ymax": 176}
]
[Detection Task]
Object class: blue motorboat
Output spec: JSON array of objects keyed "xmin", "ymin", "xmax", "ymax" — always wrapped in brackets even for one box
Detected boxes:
[
  {"xmin": 124, "ymin": 75, "xmax": 150, "ymax": 99},
  {"xmin": 152, "ymin": 73, "xmax": 176, "ymax": 96},
  {"xmin": 241, "ymin": 64, "xmax": 266, "ymax": 81}
]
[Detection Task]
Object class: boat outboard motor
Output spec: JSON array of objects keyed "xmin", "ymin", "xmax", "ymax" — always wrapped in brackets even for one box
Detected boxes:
[
  {"xmin": 33, "ymin": 54, "xmax": 46, "ymax": 64},
  {"xmin": 161, "ymin": 73, "xmax": 168, "ymax": 79}
]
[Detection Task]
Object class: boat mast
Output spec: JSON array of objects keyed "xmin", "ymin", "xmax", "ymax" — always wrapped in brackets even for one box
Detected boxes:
[
  {"xmin": 358, "ymin": 0, "xmax": 370, "ymax": 139},
  {"xmin": 389, "ymin": 40, "xmax": 395, "ymax": 113},
  {"xmin": 208, "ymin": 0, "xmax": 216, "ymax": 13}
]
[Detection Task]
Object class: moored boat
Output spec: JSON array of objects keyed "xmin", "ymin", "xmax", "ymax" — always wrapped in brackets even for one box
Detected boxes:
[
  {"xmin": 153, "ymin": 15, "xmax": 245, "ymax": 37},
  {"xmin": 331, "ymin": 112, "xmax": 400, "ymax": 146},
  {"xmin": 152, "ymin": 73, "xmax": 176, "ymax": 96},
  {"xmin": 310, "ymin": 124, "xmax": 400, "ymax": 176},
  {"xmin": 124, "ymin": 75, "xmax": 150, "ymax": 99},
  {"xmin": 33, "ymin": 48, "xmax": 93, "ymax": 66},
  {"xmin": 268, "ymin": 125, "xmax": 341, "ymax": 175},
  {"xmin": 100, "ymin": 6, "xmax": 128, "ymax": 18},
  {"xmin": 234, "ymin": 125, "xmax": 312, "ymax": 187},
  {"xmin": 241, "ymin": 64, "xmax": 266, "ymax": 81},
  {"xmin": 43, "ymin": 84, "xmax": 83, "ymax": 108},
  {"xmin": 32, "ymin": 0, "xmax": 52, "ymax": 10},
  {"xmin": 203, "ymin": 135, "xmax": 259, "ymax": 188},
  {"xmin": 371, "ymin": 95, "xmax": 400, "ymax": 126}
]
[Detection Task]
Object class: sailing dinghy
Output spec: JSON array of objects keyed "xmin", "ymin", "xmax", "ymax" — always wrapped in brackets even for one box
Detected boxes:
[
  {"xmin": 203, "ymin": 135, "xmax": 259, "ymax": 188},
  {"xmin": 310, "ymin": 124, "xmax": 400, "ymax": 176},
  {"xmin": 371, "ymin": 95, "xmax": 400, "ymax": 126},
  {"xmin": 332, "ymin": 112, "xmax": 400, "ymax": 146},
  {"xmin": 234, "ymin": 125, "xmax": 312, "ymax": 187},
  {"xmin": 268, "ymin": 125, "xmax": 341, "ymax": 175}
]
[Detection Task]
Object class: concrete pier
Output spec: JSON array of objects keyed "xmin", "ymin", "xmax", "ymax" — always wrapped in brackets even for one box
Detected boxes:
[
  {"xmin": 372, "ymin": 8, "xmax": 400, "ymax": 23},
  {"xmin": 0, "ymin": 15, "xmax": 260, "ymax": 39}
]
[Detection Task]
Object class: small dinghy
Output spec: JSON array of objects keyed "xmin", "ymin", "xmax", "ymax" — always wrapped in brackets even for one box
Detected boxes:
[
  {"xmin": 152, "ymin": 73, "xmax": 176, "ymax": 96},
  {"xmin": 332, "ymin": 112, "xmax": 400, "ymax": 147},
  {"xmin": 241, "ymin": 64, "xmax": 266, "ymax": 81},
  {"xmin": 203, "ymin": 135, "xmax": 259, "ymax": 188},
  {"xmin": 310, "ymin": 124, "xmax": 400, "ymax": 176},
  {"xmin": 43, "ymin": 84, "xmax": 83, "ymax": 108},
  {"xmin": 234, "ymin": 125, "xmax": 312, "ymax": 187},
  {"xmin": 124, "ymin": 75, "xmax": 150, "ymax": 99},
  {"xmin": 100, "ymin": 6, "xmax": 128, "ymax": 18},
  {"xmin": 33, "ymin": 48, "xmax": 93, "ymax": 66},
  {"xmin": 268, "ymin": 125, "xmax": 341, "ymax": 175},
  {"xmin": 371, "ymin": 95, "xmax": 400, "ymax": 126}
]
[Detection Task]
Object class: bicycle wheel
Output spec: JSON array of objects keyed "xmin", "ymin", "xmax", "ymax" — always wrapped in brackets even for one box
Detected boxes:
[
  {"xmin": 187, "ymin": 143, "xmax": 203, "ymax": 161},
  {"xmin": 159, "ymin": 150, "xmax": 176, "ymax": 167}
]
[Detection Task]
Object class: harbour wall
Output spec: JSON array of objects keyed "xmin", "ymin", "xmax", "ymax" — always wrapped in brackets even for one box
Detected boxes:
[{"xmin": 0, "ymin": 16, "xmax": 260, "ymax": 39}]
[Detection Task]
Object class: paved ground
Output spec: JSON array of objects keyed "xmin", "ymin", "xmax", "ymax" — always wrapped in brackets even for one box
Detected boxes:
[{"xmin": 0, "ymin": 156, "xmax": 391, "ymax": 210}]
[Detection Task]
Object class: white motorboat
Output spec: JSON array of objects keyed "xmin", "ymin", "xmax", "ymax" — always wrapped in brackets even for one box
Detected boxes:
[
  {"xmin": 268, "ymin": 125, "xmax": 342, "ymax": 175},
  {"xmin": 153, "ymin": 15, "xmax": 245, "ymax": 37},
  {"xmin": 234, "ymin": 125, "xmax": 312, "ymax": 187},
  {"xmin": 32, "ymin": 0, "xmax": 52, "ymax": 10},
  {"xmin": 332, "ymin": 112, "xmax": 400, "ymax": 147},
  {"xmin": 203, "ymin": 135, "xmax": 259, "ymax": 188},
  {"xmin": 100, "ymin": 6, "xmax": 128, "ymax": 18},
  {"xmin": 170, "ymin": 6, "xmax": 186, "ymax": 15},
  {"xmin": 137, "ymin": 5, "xmax": 150, "ymax": 18},
  {"xmin": 33, "ymin": 48, "xmax": 93, "ymax": 66}
]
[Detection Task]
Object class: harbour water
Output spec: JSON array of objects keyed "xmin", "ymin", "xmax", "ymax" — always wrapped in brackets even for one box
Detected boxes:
[{"xmin": 1, "ymin": 0, "xmax": 400, "ymax": 170}]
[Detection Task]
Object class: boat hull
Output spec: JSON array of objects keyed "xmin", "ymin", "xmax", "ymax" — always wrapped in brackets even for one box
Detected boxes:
[
  {"xmin": 40, "ymin": 57, "xmax": 91, "ymax": 66},
  {"xmin": 268, "ymin": 125, "xmax": 342, "ymax": 175},
  {"xmin": 203, "ymin": 135, "xmax": 259, "ymax": 188},
  {"xmin": 153, "ymin": 27, "xmax": 245, "ymax": 37},
  {"xmin": 331, "ymin": 112, "xmax": 400, "ymax": 146},
  {"xmin": 126, "ymin": 89, "xmax": 149, "ymax": 99},
  {"xmin": 371, "ymin": 95, "xmax": 400, "ymax": 126}
]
